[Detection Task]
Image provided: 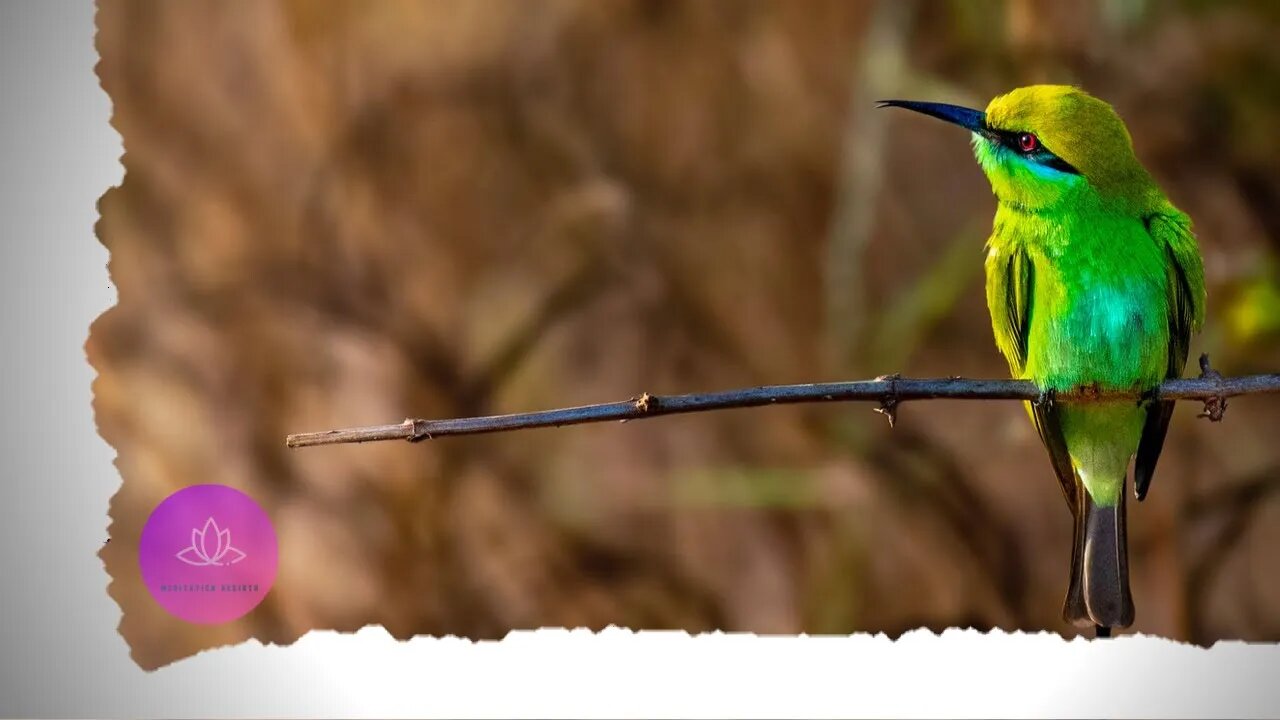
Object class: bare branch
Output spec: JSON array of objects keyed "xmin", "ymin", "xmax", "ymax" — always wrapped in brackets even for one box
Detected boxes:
[{"xmin": 285, "ymin": 363, "xmax": 1280, "ymax": 448}]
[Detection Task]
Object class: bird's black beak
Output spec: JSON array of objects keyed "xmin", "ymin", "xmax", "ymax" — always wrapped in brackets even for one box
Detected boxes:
[{"xmin": 877, "ymin": 100, "xmax": 988, "ymax": 135}]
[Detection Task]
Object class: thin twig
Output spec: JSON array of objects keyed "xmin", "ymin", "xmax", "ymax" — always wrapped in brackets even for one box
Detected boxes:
[{"xmin": 285, "ymin": 356, "xmax": 1280, "ymax": 448}]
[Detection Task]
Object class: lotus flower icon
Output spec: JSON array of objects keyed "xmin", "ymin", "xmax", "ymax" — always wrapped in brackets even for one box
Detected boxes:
[{"xmin": 176, "ymin": 517, "xmax": 246, "ymax": 566}]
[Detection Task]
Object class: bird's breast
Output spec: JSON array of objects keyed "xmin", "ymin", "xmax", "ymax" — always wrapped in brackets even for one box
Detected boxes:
[{"xmin": 1015, "ymin": 216, "xmax": 1169, "ymax": 391}]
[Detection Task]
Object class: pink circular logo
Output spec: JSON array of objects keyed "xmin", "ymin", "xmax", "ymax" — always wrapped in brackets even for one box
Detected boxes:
[{"xmin": 138, "ymin": 484, "xmax": 278, "ymax": 624}]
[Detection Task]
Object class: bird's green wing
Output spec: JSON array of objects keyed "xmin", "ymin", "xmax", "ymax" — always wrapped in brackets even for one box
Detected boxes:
[
  {"xmin": 985, "ymin": 241, "xmax": 1033, "ymax": 376},
  {"xmin": 985, "ymin": 240, "xmax": 1077, "ymax": 512},
  {"xmin": 1135, "ymin": 211, "xmax": 1207, "ymax": 501}
]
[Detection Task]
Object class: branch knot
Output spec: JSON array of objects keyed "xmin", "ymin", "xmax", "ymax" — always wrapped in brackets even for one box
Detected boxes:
[
  {"xmin": 1196, "ymin": 353, "xmax": 1228, "ymax": 422},
  {"xmin": 634, "ymin": 392, "xmax": 655, "ymax": 414},
  {"xmin": 407, "ymin": 418, "xmax": 433, "ymax": 442},
  {"xmin": 873, "ymin": 373, "xmax": 901, "ymax": 428}
]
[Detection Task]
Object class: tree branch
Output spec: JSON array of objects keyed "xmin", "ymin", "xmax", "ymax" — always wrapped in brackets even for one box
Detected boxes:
[{"xmin": 285, "ymin": 355, "xmax": 1280, "ymax": 448}]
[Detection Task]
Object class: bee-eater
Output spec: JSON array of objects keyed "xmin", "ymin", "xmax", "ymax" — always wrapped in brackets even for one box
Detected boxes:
[{"xmin": 880, "ymin": 86, "xmax": 1206, "ymax": 632}]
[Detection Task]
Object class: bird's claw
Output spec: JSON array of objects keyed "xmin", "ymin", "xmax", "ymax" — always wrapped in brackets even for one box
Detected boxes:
[
  {"xmin": 1033, "ymin": 387, "xmax": 1056, "ymax": 411},
  {"xmin": 1136, "ymin": 387, "xmax": 1159, "ymax": 409}
]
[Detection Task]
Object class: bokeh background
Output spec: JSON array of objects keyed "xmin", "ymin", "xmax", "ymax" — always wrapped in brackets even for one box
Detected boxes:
[{"xmin": 91, "ymin": 0, "xmax": 1280, "ymax": 669}]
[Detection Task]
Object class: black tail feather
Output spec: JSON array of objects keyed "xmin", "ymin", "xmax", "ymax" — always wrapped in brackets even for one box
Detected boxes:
[
  {"xmin": 1063, "ymin": 477, "xmax": 1134, "ymax": 630},
  {"xmin": 1063, "ymin": 482, "xmax": 1090, "ymax": 627}
]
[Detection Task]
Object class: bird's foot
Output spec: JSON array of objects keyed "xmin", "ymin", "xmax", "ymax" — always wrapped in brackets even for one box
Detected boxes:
[
  {"xmin": 1033, "ymin": 387, "xmax": 1057, "ymax": 412},
  {"xmin": 1137, "ymin": 387, "xmax": 1159, "ymax": 409}
]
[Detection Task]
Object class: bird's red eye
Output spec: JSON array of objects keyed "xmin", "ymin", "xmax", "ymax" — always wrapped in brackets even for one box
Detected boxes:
[{"xmin": 1018, "ymin": 133, "xmax": 1039, "ymax": 152}]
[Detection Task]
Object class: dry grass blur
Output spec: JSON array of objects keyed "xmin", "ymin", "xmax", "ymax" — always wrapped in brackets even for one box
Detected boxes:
[{"xmin": 90, "ymin": 0, "xmax": 1280, "ymax": 668}]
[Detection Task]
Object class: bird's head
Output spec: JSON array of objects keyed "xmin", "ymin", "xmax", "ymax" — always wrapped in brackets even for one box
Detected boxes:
[{"xmin": 880, "ymin": 85, "xmax": 1158, "ymax": 213}]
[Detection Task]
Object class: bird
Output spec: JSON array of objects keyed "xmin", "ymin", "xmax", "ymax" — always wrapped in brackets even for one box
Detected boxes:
[{"xmin": 878, "ymin": 86, "xmax": 1206, "ymax": 635}]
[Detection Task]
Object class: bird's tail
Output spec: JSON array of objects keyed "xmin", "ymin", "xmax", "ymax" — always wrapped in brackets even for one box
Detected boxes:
[{"xmin": 1063, "ymin": 477, "xmax": 1135, "ymax": 630}]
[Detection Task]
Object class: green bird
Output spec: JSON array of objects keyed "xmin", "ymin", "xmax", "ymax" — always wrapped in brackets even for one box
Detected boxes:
[{"xmin": 880, "ymin": 85, "xmax": 1206, "ymax": 633}]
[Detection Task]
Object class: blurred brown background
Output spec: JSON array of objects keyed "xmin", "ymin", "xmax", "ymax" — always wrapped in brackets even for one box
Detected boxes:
[{"xmin": 91, "ymin": 0, "xmax": 1280, "ymax": 669}]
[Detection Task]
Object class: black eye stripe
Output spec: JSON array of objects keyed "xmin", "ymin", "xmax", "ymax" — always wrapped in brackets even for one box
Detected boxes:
[
  {"xmin": 1040, "ymin": 155, "xmax": 1080, "ymax": 174},
  {"xmin": 985, "ymin": 127, "xmax": 1081, "ymax": 175},
  {"xmin": 993, "ymin": 130, "xmax": 1038, "ymax": 153}
]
